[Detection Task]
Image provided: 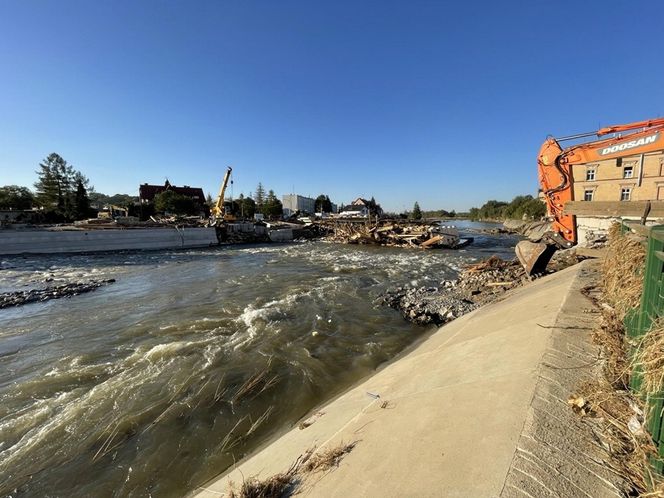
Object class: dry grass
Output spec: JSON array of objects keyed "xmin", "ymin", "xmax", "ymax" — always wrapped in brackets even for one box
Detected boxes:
[
  {"xmin": 573, "ymin": 223, "xmax": 662, "ymax": 495},
  {"xmin": 601, "ymin": 223, "xmax": 646, "ymax": 319},
  {"xmin": 226, "ymin": 442, "xmax": 357, "ymax": 497},
  {"xmin": 572, "ymin": 379, "xmax": 656, "ymax": 493},
  {"xmin": 634, "ymin": 322, "xmax": 664, "ymax": 396},
  {"xmin": 227, "ymin": 469, "xmax": 297, "ymax": 498},
  {"xmin": 593, "ymin": 309, "xmax": 632, "ymax": 389},
  {"xmin": 303, "ymin": 442, "xmax": 357, "ymax": 473},
  {"xmin": 231, "ymin": 367, "xmax": 279, "ymax": 405}
]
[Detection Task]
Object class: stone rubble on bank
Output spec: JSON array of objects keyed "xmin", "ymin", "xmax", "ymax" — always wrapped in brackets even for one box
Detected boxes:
[
  {"xmin": 377, "ymin": 251, "xmax": 584, "ymax": 326},
  {"xmin": 0, "ymin": 279, "xmax": 116, "ymax": 309},
  {"xmin": 502, "ymin": 219, "xmax": 551, "ymax": 241}
]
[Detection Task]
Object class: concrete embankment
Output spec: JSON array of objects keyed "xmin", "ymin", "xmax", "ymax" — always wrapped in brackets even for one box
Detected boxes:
[
  {"xmin": 194, "ymin": 260, "xmax": 627, "ymax": 497},
  {"xmin": 0, "ymin": 227, "xmax": 218, "ymax": 255}
]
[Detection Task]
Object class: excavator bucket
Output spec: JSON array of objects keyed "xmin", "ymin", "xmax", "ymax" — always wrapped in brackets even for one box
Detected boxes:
[{"xmin": 515, "ymin": 240, "xmax": 557, "ymax": 276}]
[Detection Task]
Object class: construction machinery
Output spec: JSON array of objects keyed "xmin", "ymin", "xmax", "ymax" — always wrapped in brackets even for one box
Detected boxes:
[
  {"xmin": 211, "ymin": 166, "xmax": 235, "ymax": 222},
  {"xmin": 97, "ymin": 204, "xmax": 129, "ymax": 220},
  {"xmin": 517, "ymin": 117, "xmax": 664, "ymax": 275}
]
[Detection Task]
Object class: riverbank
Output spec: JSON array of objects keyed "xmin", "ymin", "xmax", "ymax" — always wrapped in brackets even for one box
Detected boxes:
[{"xmin": 194, "ymin": 260, "xmax": 627, "ymax": 497}]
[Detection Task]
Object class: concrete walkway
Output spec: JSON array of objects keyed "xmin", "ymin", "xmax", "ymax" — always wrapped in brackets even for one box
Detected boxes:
[{"xmin": 193, "ymin": 261, "xmax": 625, "ymax": 497}]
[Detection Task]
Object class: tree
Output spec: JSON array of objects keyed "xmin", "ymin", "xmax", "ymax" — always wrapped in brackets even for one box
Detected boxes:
[
  {"xmin": 34, "ymin": 153, "xmax": 91, "ymax": 221},
  {"xmin": 411, "ymin": 201, "xmax": 422, "ymax": 220},
  {"xmin": 315, "ymin": 194, "xmax": 333, "ymax": 213},
  {"xmin": 262, "ymin": 189, "xmax": 283, "ymax": 218},
  {"xmin": 232, "ymin": 193, "xmax": 256, "ymax": 219},
  {"xmin": 368, "ymin": 196, "xmax": 382, "ymax": 217},
  {"xmin": 153, "ymin": 190, "xmax": 196, "ymax": 215},
  {"xmin": 0, "ymin": 185, "xmax": 35, "ymax": 210},
  {"xmin": 34, "ymin": 153, "xmax": 67, "ymax": 209},
  {"xmin": 254, "ymin": 183, "xmax": 266, "ymax": 209},
  {"xmin": 73, "ymin": 177, "xmax": 91, "ymax": 220}
]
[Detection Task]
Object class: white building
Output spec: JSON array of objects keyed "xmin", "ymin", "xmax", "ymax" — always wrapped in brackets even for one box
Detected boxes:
[{"xmin": 282, "ymin": 194, "xmax": 316, "ymax": 216}]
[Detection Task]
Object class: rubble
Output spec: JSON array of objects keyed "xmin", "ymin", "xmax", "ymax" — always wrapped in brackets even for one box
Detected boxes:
[
  {"xmin": 319, "ymin": 220, "xmax": 472, "ymax": 249},
  {"xmin": 377, "ymin": 251, "xmax": 585, "ymax": 325},
  {"xmin": 0, "ymin": 279, "xmax": 116, "ymax": 309}
]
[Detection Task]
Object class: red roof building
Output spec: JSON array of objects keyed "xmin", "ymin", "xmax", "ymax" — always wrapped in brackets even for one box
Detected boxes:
[{"xmin": 139, "ymin": 180, "xmax": 206, "ymax": 204}]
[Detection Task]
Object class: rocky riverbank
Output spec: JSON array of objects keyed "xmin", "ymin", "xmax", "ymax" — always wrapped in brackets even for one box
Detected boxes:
[
  {"xmin": 376, "ymin": 251, "xmax": 583, "ymax": 325},
  {"xmin": 0, "ymin": 279, "xmax": 116, "ymax": 309},
  {"xmin": 502, "ymin": 219, "xmax": 551, "ymax": 240}
]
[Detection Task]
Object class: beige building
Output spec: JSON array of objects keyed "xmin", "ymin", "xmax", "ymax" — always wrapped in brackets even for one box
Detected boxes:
[{"xmin": 572, "ymin": 151, "xmax": 664, "ymax": 202}]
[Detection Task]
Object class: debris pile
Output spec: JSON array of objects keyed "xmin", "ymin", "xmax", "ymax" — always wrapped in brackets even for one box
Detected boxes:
[
  {"xmin": 377, "ymin": 252, "xmax": 584, "ymax": 325},
  {"xmin": 376, "ymin": 287, "xmax": 477, "ymax": 325},
  {"xmin": 320, "ymin": 220, "xmax": 471, "ymax": 249},
  {"xmin": 0, "ymin": 279, "xmax": 116, "ymax": 309}
]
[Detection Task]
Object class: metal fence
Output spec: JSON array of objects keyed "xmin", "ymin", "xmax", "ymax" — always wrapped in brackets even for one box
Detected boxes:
[{"xmin": 624, "ymin": 225, "xmax": 664, "ymax": 473}]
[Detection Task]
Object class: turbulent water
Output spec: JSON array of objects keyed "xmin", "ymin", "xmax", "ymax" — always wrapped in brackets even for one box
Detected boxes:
[{"xmin": 0, "ymin": 221, "xmax": 519, "ymax": 497}]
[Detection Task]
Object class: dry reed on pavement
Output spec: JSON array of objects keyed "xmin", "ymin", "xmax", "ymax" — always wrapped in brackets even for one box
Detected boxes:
[
  {"xmin": 302, "ymin": 442, "xmax": 357, "ymax": 473},
  {"xmin": 573, "ymin": 379, "xmax": 656, "ymax": 493},
  {"xmin": 226, "ymin": 442, "xmax": 357, "ymax": 497},
  {"xmin": 573, "ymin": 223, "xmax": 660, "ymax": 494}
]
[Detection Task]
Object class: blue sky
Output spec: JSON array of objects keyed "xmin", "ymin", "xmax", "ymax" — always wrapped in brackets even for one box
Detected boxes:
[{"xmin": 1, "ymin": 1, "xmax": 663, "ymax": 212}]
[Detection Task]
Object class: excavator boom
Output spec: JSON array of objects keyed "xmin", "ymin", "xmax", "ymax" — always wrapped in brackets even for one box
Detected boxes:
[{"xmin": 517, "ymin": 117, "xmax": 664, "ymax": 275}]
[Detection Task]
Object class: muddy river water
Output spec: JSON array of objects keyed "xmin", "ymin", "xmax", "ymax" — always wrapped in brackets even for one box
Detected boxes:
[{"xmin": 0, "ymin": 221, "xmax": 519, "ymax": 497}]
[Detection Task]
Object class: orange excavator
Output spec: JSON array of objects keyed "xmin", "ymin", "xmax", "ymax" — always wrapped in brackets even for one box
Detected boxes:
[{"xmin": 516, "ymin": 117, "xmax": 664, "ymax": 275}]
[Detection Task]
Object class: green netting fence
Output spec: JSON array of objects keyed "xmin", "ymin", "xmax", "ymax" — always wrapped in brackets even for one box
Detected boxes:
[{"xmin": 625, "ymin": 225, "xmax": 664, "ymax": 474}]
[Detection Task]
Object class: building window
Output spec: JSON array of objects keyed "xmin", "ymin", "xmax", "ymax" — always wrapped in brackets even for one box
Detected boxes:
[
  {"xmin": 583, "ymin": 189, "xmax": 594, "ymax": 201},
  {"xmin": 620, "ymin": 187, "xmax": 631, "ymax": 201},
  {"xmin": 586, "ymin": 168, "xmax": 596, "ymax": 181},
  {"xmin": 623, "ymin": 166, "xmax": 634, "ymax": 179}
]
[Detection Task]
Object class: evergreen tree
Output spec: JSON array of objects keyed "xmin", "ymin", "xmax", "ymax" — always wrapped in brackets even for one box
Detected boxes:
[
  {"xmin": 263, "ymin": 189, "xmax": 283, "ymax": 218},
  {"xmin": 73, "ymin": 177, "xmax": 91, "ymax": 220},
  {"xmin": 315, "ymin": 194, "xmax": 333, "ymax": 213},
  {"xmin": 34, "ymin": 153, "xmax": 65, "ymax": 209},
  {"xmin": 254, "ymin": 183, "xmax": 266, "ymax": 208},
  {"xmin": 34, "ymin": 153, "xmax": 91, "ymax": 221},
  {"xmin": 411, "ymin": 201, "xmax": 422, "ymax": 220}
]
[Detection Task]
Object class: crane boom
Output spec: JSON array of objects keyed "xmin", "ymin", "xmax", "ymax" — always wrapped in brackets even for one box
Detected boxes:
[{"xmin": 211, "ymin": 166, "xmax": 233, "ymax": 219}]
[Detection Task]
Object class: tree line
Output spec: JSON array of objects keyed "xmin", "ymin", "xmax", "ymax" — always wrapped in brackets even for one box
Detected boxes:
[{"xmin": 468, "ymin": 195, "xmax": 546, "ymax": 221}]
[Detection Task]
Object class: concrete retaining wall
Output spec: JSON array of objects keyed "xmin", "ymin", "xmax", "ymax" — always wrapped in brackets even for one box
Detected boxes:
[
  {"xmin": 227, "ymin": 223, "xmax": 255, "ymax": 233},
  {"xmin": 0, "ymin": 227, "xmax": 219, "ymax": 255},
  {"xmin": 268, "ymin": 229, "xmax": 293, "ymax": 242},
  {"xmin": 576, "ymin": 215, "xmax": 663, "ymax": 246}
]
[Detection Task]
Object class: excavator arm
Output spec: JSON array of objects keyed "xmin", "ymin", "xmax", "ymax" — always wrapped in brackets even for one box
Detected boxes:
[{"xmin": 517, "ymin": 118, "xmax": 664, "ymax": 275}]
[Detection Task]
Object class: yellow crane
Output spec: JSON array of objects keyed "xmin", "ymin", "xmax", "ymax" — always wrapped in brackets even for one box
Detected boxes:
[{"xmin": 211, "ymin": 166, "xmax": 235, "ymax": 222}]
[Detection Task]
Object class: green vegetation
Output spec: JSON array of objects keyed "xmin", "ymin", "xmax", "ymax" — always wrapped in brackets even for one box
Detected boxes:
[
  {"xmin": 0, "ymin": 185, "xmax": 35, "ymax": 210},
  {"xmin": 89, "ymin": 192, "xmax": 138, "ymax": 208},
  {"xmin": 468, "ymin": 195, "xmax": 546, "ymax": 221},
  {"xmin": 315, "ymin": 194, "xmax": 333, "ymax": 213},
  {"xmin": 33, "ymin": 153, "xmax": 93, "ymax": 221},
  {"xmin": 262, "ymin": 189, "xmax": 283, "ymax": 218},
  {"xmin": 153, "ymin": 190, "xmax": 197, "ymax": 215},
  {"xmin": 232, "ymin": 194, "xmax": 257, "ymax": 219},
  {"xmin": 411, "ymin": 201, "xmax": 422, "ymax": 220}
]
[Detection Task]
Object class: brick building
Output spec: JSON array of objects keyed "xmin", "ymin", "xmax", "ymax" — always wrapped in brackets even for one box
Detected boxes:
[
  {"xmin": 573, "ymin": 151, "xmax": 664, "ymax": 202},
  {"xmin": 139, "ymin": 180, "xmax": 206, "ymax": 205}
]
